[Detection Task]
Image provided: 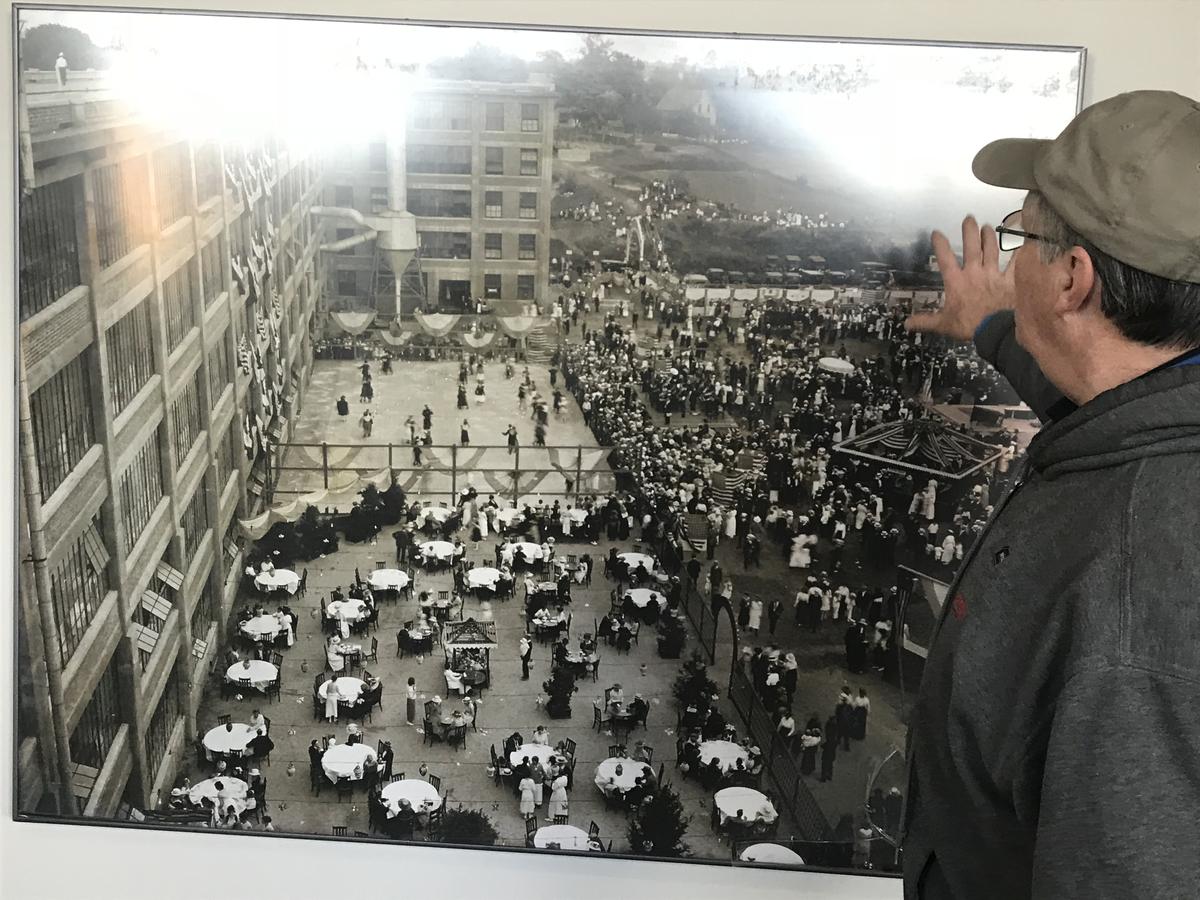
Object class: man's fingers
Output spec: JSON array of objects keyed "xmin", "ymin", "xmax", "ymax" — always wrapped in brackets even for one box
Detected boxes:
[
  {"xmin": 903, "ymin": 312, "xmax": 943, "ymax": 333},
  {"xmin": 961, "ymin": 215, "xmax": 982, "ymax": 267},
  {"xmin": 930, "ymin": 230, "xmax": 960, "ymax": 278},
  {"xmin": 981, "ymin": 224, "xmax": 1000, "ymax": 269}
]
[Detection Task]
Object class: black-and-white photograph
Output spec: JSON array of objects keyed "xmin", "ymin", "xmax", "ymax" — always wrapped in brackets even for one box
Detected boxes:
[{"xmin": 13, "ymin": 4, "xmax": 1084, "ymax": 876}]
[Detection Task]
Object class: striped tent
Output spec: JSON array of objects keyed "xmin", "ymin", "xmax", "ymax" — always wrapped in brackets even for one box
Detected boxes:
[{"xmin": 834, "ymin": 418, "xmax": 1003, "ymax": 480}]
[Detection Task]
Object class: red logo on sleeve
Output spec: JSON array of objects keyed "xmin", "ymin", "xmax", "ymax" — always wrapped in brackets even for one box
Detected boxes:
[{"xmin": 951, "ymin": 594, "xmax": 968, "ymax": 621}]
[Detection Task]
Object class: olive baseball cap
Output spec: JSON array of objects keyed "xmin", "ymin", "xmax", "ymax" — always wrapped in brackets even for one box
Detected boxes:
[{"xmin": 972, "ymin": 90, "xmax": 1200, "ymax": 283}]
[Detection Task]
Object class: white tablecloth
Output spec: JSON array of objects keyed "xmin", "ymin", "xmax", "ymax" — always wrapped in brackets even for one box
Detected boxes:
[
  {"xmin": 594, "ymin": 757, "xmax": 652, "ymax": 792},
  {"xmin": 566, "ymin": 508, "xmax": 587, "ymax": 524},
  {"xmin": 327, "ymin": 599, "xmax": 368, "ymax": 622},
  {"xmin": 535, "ymin": 824, "xmax": 590, "ymax": 849},
  {"xmin": 203, "ymin": 724, "xmax": 256, "ymax": 756},
  {"xmin": 419, "ymin": 540, "xmax": 455, "ymax": 561},
  {"xmin": 189, "ymin": 776, "xmax": 248, "ymax": 814},
  {"xmin": 739, "ymin": 843, "xmax": 805, "ymax": 865},
  {"xmin": 496, "ymin": 508, "xmax": 525, "ymax": 528},
  {"xmin": 254, "ymin": 569, "xmax": 300, "ymax": 593},
  {"xmin": 625, "ymin": 588, "xmax": 664, "ymax": 609},
  {"xmin": 420, "ymin": 506, "xmax": 452, "ymax": 523},
  {"xmin": 698, "ymin": 740, "xmax": 751, "ymax": 773},
  {"xmin": 508, "ymin": 743, "xmax": 558, "ymax": 767},
  {"xmin": 224, "ymin": 660, "xmax": 277, "ymax": 691},
  {"xmin": 714, "ymin": 787, "xmax": 777, "ymax": 824},
  {"xmin": 319, "ymin": 676, "xmax": 365, "ymax": 703},
  {"xmin": 468, "ymin": 567, "xmax": 503, "ymax": 589},
  {"xmin": 381, "ymin": 778, "xmax": 441, "ymax": 818},
  {"xmin": 322, "ymin": 742, "xmax": 376, "ymax": 781},
  {"xmin": 502, "ymin": 541, "xmax": 545, "ymax": 564},
  {"xmin": 239, "ymin": 614, "xmax": 281, "ymax": 640},
  {"xmin": 618, "ymin": 552, "xmax": 656, "ymax": 573},
  {"xmin": 367, "ymin": 569, "xmax": 410, "ymax": 591}
]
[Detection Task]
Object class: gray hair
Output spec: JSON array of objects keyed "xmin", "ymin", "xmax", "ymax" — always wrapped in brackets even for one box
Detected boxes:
[{"xmin": 1028, "ymin": 192, "xmax": 1200, "ymax": 349}]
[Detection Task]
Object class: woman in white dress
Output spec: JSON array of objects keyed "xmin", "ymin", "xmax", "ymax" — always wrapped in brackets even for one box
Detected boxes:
[
  {"xmin": 547, "ymin": 774, "xmax": 569, "ymax": 820},
  {"xmin": 723, "ymin": 508, "xmax": 738, "ymax": 539},
  {"xmin": 324, "ymin": 678, "xmax": 341, "ymax": 723},
  {"xmin": 326, "ymin": 637, "xmax": 345, "ymax": 673},
  {"xmin": 746, "ymin": 598, "xmax": 763, "ymax": 633},
  {"xmin": 518, "ymin": 776, "xmax": 536, "ymax": 818},
  {"xmin": 789, "ymin": 534, "xmax": 817, "ymax": 569}
]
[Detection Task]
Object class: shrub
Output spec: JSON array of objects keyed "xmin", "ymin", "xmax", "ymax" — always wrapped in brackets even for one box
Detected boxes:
[
  {"xmin": 627, "ymin": 784, "xmax": 690, "ymax": 857},
  {"xmin": 439, "ymin": 806, "xmax": 499, "ymax": 846}
]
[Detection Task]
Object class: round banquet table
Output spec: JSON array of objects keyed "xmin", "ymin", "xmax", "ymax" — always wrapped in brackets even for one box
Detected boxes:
[
  {"xmin": 533, "ymin": 581, "xmax": 558, "ymax": 595},
  {"xmin": 739, "ymin": 843, "xmax": 805, "ymax": 865},
  {"xmin": 420, "ymin": 506, "xmax": 452, "ymax": 523},
  {"xmin": 381, "ymin": 778, "xmax": 441, "ymax": 818},
  {"xmin": 697, "ymin": 740, "xmax": 751, "ymax": 773},
  {"xmin": 367, "ymin": 569, "xmax": 410, "ymax": 591},
  {"xmin": 224, "ymin": 660, "xmax": 278, "ymax": 691},
  {"xmin": 714, "ymin": 787, "xmax": 777, "ymax": 824},
  {"xmin": 594, "ymin": 757, "xmax": 652, "ymax": 793},
  {"xmin": 318, "ymin": 676, "xmax": 366, "ymax": 703},
  {"xmin": 419, "ymin": 540, "xmax": 455, "ymax": 561},
  {"xmin": 239, "ymin": 614, "xmax": 281, "ymax": 641},
  {"xmin": 496, "ymin": 508, "xmax": 525, "ymax": 529},
  {"xmin": 565, "ymin": 508, "xmax": 587, "ymax": 524},
  {"xmin": 254, "ymin": 569, "xmax": 300, "ymax": 594},
  {"xmin": 467, "ymin": 567, "xmax": 502, "ymax": 589},
  {"xmin": 322, "ymin": 742, "xmax": 376, "ymax": 781},
  {"xmin": 534, "ymin": 824, "xmax": 590, "ymax": 850},
  {"xmin": 617, "ymin": 552, "xmax": 656, "ymax": 572},
  {"xmin": 189, "ymin": 776, "xmax": 248, "ymax": 814},
  {"xmin": 625, "ymin": 588, "xmax": 664, "ymax": 609},
  {"xmin": 818, "ymin": 356, "xmax": 856, "ymax": 376},
  {"xmin": 202, "ymin": 723, "xmax": 256, "ymax": 757},
  {"xmin": 504, "ymin": 541, "xmax": 545, "ymax": 563},
  {"xmin": 327, "ymin": 598, "xmax": 368, "ymax": 623},
  {"xmin": 508, "ymin": 743, "xmax": 558, "ymax": 767}
]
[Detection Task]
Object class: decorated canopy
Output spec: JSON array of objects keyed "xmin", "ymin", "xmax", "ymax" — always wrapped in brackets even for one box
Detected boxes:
[
  {"xmin": 833, "ymin": 416, "xmax": 1003, "ymax": 480},
  {"xmin": 441, "ymin": 617, "xmax": 499, "ymax": 651}
]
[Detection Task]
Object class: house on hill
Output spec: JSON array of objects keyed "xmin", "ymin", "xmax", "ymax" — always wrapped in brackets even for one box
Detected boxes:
[{"xmin": 656, "ymin": 86, "xmax": 718, "ymax": 128}]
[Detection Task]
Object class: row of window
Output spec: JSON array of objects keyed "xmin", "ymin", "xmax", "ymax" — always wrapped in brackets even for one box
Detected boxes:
[
  {"xmin": 405, "ymin": 99, "xmax": 542, "ymax": 133},
  {"xmin": 143, "ymin": 670, "xmax": 181, "ymax": 775},
  {"xmin": 333, "ymin": 186, "xmax": 540, "ymax": 221},
  {"xmin": 335, "ymin": 269, "xmax": 538, "ymax": 300},
  {"xmin": 118, "ymin": 431, "xmax": 164, "ymax": 555},
  {"xmin": 169, "ymin": 372, "xmax": 205, "ymax": 466},
  {"xmin": 405, "ymin": 144, "xmax": 540, "ymax": 176},
  {"xmin": 162, "ymin": 264, "xmax": 197, "ymax": 353},
  {"xmin": 29, "ymin": 349, "xmax": 95, "ymax": 502},
  {"xmin": 416, "ymin": 231, "xmax": 538, "ymax": 260}
]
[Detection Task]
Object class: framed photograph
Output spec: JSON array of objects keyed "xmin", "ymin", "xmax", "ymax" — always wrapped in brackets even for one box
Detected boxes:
[{"xmin": 11, "ymin": 2, "xmax": 1082, "ymax": 878}]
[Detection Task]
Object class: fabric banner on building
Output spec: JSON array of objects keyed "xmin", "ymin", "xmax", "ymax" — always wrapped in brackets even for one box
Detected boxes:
[
  {"xmin": 414, "ymin": 312, "xmax": 460, "ymax": 337},
  {"xmin": 462, "ymin": 330, "xmax": 497, "ymax": 349},
  {"xmin": 843, "ymin": 288, "xmax": 862, "ymax": 300},
  {"xmin": 760, "ymin": 287, "xmax": 784, "ymax": 300},
  {"xmin": 685, "ymin": 287, "xmax": 707, "ymax": 302},
  {"xmin": 495, "ymin": 316, "xmax": 539, "ymax": 337},
  {"xmin": 237, "ymin": 467, "xmax": 394, "ymax": 539},
  {"xmin": 706, "ymin": 287, "xmax": 731, "ymax": 301},
  {"xmin": 329, "ymin": 311, "xmax": 375, "ymax": 335},
  {"xmin": 729, "ymin": 301, "xmax": 746, "ymax": 319},
  {"xmin": 786, "ymin": 289, "xmax": 809, "ymax": 302},
  {"xmin": 546, "ymin": 447, "xmax": 608, "ymax": 474},
  {"xmin": 813, "ymin": 289, "xmax": 837, "ymax": 303},
  {"xmin": 733, "ymin": 288, "xmax": 759, "ymax": 301},
  {"xmin": 379, "ymin": 330, "xmax": 415, "ymax": 346}
]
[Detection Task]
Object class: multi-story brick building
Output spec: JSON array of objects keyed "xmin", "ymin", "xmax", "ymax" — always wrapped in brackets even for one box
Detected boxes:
[
  {"xmin": 14, "ymin": 71, "xmax": 324, "ymax": 818},
  {"xmin": 323, "ymin": 79, "xmax": 555, "ymax": 315}
]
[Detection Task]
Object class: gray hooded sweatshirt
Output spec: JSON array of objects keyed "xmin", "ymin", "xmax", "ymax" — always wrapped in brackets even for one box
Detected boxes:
[{"xmin": 901, "ymin": 311, "xmax": 1200, "ymax": 899}]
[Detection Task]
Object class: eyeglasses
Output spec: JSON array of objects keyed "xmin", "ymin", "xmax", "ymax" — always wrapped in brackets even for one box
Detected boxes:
[{"xmin": 995, "ymin": 209, "xmax": 1051, "ymax": 252}]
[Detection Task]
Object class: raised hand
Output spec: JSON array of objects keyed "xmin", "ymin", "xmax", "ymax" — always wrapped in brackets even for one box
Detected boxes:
[{"xmin": 904, "ymin": 215, "xmax": 1015, "ymax": 341}]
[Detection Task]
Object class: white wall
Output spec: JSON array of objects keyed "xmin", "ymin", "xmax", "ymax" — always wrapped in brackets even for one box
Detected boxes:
[{"xmin": 1, "ymin": 2, "xmax": 1196, "ymax": 899}]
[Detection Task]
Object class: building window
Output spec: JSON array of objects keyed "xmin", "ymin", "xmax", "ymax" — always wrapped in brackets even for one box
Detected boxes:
[
  {"xmin": 18, "ymin": 177, "xmax": 81, "ymax": 321},
  {"xmin": 68, "ymin": 658, "xmax": 122, "ymax": 802},
  {"xmin": 190, "ymin": 579, "xmax": 215, "ymax": 656},
  {"xmin": 200, "ymin": 238, "xmax": 224, "ymax": 307},
  {"xmin": 519, "ymin": 192, "xmax": 538, "ymax": 219},
  {"xmin": 106, "ymin": 297, "xmax": 156, "ymax": 416},
  {"xmin": 143, "ymin": 670, "xmax": 181, "ymax": 774},
  {"xmin": 118, "ymin": 430, "xmax": 164, "ymax": 555},
  {"xmin": 518, "ymin": 233, "xmax": 537, "ymax": 260},
  {"xmin": 407, "ymin": 144, "xmax": 471, "ymax": 175},
  {"xmin": 180, "ymin": 476, "xmax": 210, "ymax": 563},
  {"xmin": 30, "ymin": 349, "xmax": 95, "ymax": 503},
  {"xmin": 484, "ymin": 191, "xmax": 503, "ymax": 218},
  {"xmin": 94, "ymin": 158, "xmax": 148, "ymax": 269},
  {"xmin": 411, "ymin": 98, "xmax": 470, "ymax": 130},
  {"xmin": 517, "ymin": 274, "xmax": 536, "ymax": 300},
  {"xmin": 521, "ymin": 103, "xmax": 541, "ymax": 132},
  {"xmin": 369, "ymin": 187, "xmax": 388, "ymax": 214},
  {"xmin": 336, "ymin": 227, "xmax": 356, "ymax": 255},
  {"xmin": 207, "ymin": 334, "xmax": 231, "ymax": 408},
  {"xmin": 484, "ymin": 273, "xmax": 502, "ymax": 298},
  {"xmin": 408, "ymin": 189, "xmax": 472, "ymax": 218},
  {"xmin": 485, "ymin": 147, "xmax": 504, "ymax": 176},
  {"xmin": 162, "ymin": 263, "xmax": 197, "ymax": 353},
  {"xmin": 133, "ymin": 555, "xmax": 182, "ymax": 671},
  {"xmin": 223, "ymin": 517, "xmax": 242, "ymax": 582},
  {"xmin": 418, "ymin": 232, "xmax": 471, "ymax": 260},
  {"xmin": 336, "ymin": 269, "xmax": 358, "ymax": 296},
  {"xmin": 368, "ymin": 142, "xmax": 387, "ymax": 171},
  {"xmin": 334, "ymin": 185, "xmax": 354, "ymax": 207},
  {"xmin": 215, "ymin": 420, "xmax": 239, "ymax": 487},
  {"xmin": 485, "ymin": 102, "xmax": 505, "ymax": 131},
  {"xmin": 484, "ymin": 233, "xmax": 503, "ymax": 260},
  {"xmin": 170, "ymin": 371, "xmax": 205, "ymax": 465},
  {"xmin": 520, "ymin": 148, "xmax": 539, "ymax": 176},
  {"xmin": 194, "ymin": 142, "xmax": 223, "ymax": 203},
  {"xmin": 49, "ymin": 512, "xmax": 110, "ymax": 663},
  {"xmin": 154, "ymin": 143, "xmax": 190, "ymax": 230}
]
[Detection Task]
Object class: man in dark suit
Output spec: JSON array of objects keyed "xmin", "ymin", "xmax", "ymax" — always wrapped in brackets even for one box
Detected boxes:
[{"xmin": 249, "ymin": 729, "xmax": 275, "ymax": 760}]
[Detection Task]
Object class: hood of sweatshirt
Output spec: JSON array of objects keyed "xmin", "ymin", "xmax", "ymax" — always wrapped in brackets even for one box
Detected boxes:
[{"xmin": 1028, "ymin": 365, "xmax": 1200, "ymax": 478}]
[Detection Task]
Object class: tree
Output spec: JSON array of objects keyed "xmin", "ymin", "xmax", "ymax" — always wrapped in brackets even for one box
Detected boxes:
[
  {"xmin": 672, "ymin": 651, "xmax": 719, "ymax": 711},
  {"xmin": 628, "ymin": 783, "xmax": 690, "ymax": 857},
  {"xmin": 20, "ymin": 24, "xmax": 105, "ymax": 72},
  {"xmin": 427, "ymin": 43, "xmax": 529, "ymax": 83},
  {"xmin": 439, "ymin": 805, "xmax": 499, "ymax": 846}
]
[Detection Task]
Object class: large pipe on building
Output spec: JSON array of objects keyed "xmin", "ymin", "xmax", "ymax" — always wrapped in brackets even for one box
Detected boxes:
[
  {"xmin": 318, "ymin": 230, "xmax": 377, "ymax": 254},
  {"xmin": 17, "ymin": 341, "xmax": 79, "ymax": 816}
]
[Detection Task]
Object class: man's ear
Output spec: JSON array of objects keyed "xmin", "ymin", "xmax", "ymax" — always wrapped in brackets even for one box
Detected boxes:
[{"xmin": 1056, "ymin": 246, "xmax": 1099, "ymax": 315}]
